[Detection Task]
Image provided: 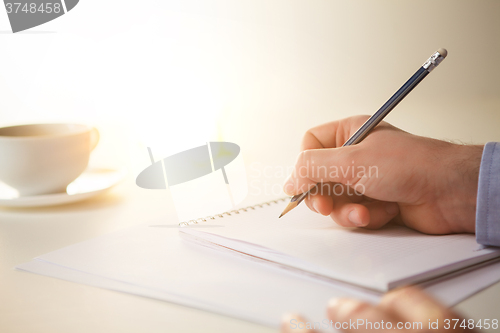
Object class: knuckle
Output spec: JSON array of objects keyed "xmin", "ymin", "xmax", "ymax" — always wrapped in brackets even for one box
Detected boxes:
[
  {"xmin": 299, "ymin": 149, "xmax": 314, "ymax": 168},
  {"xmin": 302, "ymin": 128, "xmax": 314, "ymax": 142},
  {"xmin": 354, "ymin": 114, "xmax": 371, "ymax": 121},
  {"xmin": 391, "ymin": 286, "xmax": 423, "ymax": 299},
  {"xmin": 351, "ymin": 115, "xmax": 371, "ymax": 126},
  {"xmin": 301, "ymin": 128, "xmax": 320, "ymax": 149},
  {"xmin": 379, "ymin": 290, "xmax": 401, "ymax": 311},
  {"xmin": 336, "ymin": 299, "xmax": 371, "ymax": 320}
]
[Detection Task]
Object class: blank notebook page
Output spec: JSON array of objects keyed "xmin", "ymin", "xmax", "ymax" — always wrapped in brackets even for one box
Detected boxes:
[{"xmin": 181, "ymin": 200, "xmax": 500, "ymax": 292}]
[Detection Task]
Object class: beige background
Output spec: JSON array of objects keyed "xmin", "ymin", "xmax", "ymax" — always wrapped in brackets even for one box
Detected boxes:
[
  {"xmin": 0, "ymin": 1, "xmax": 499, "ymax": 332},
  {"xmin": 0, "ymin": 0, "xmax": 499, "ymax": 169}
]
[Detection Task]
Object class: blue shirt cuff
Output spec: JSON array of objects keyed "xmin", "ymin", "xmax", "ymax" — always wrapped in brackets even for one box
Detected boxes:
[{"xmin": 476, "ymin": 142, "xmax": 500, "ymax": 246}]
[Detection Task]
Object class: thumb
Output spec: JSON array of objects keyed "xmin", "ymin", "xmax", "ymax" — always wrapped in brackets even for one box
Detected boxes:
[
  {"xmin": 281, "ymin": 314, "xmax": 316, "ymax": 333},
  {"xmin": 283, "ymin": 146, "xmax": 364, "ymax": 196}
]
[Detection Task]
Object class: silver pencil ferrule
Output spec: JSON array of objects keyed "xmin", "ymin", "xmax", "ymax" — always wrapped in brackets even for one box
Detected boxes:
[{"xmin": 422, "ymin": 51, "xmax": 446, "ymax": 72}]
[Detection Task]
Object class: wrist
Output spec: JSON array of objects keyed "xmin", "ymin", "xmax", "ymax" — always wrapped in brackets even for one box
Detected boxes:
[{"xmin": 438, "ymin": 144, "xmax": 483, "ymax": 233}]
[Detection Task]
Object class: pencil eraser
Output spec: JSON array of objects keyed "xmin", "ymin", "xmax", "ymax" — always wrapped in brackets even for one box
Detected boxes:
[{"xmin": 437, "ymin": 48, "xmax": 448, "ymax": 58}]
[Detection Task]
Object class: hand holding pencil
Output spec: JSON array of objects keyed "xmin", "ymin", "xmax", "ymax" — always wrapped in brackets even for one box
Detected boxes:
[
  {"xmin": 282, "ymin": 115, "xmax": 482, "ymax": 234},
  {"xmin": 280, "ymin": 49, "xmax": 448, "ymax": 219},
  {"xmin": 281, "ymin": 49, "xmax": 482, "ymax": 234}
]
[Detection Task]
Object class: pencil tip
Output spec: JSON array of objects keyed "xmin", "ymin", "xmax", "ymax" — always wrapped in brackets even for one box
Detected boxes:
[
  {"xmin": 279, "ymin": 214, "xmax": 283, "ymax": 218},
  {"xmin": 279, "ymin": 200, "xmax": 298, "ymax": 219}
]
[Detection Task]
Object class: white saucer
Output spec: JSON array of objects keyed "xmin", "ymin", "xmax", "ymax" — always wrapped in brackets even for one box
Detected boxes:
[{"xmin": 0, "ymin": 168, "xmax": 126, "ymax": 207}]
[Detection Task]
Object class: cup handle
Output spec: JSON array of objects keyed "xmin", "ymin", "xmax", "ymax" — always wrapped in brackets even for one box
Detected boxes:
[{"xmin": 90, "ymin": 127, "xmax": 100, "ymax": 151}]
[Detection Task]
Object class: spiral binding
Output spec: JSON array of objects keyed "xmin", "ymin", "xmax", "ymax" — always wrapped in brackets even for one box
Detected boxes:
[{"xmin": 178, "ymin": 197, "xmax": 288, "ymax": 227}]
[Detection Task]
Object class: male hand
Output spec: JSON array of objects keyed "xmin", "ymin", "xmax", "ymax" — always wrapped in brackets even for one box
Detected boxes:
[
  {"xmin": 283, "ymin": 116, "xmax": 483, "ymax": 234},
  {"xmin": 281, "ymin": 287, "xmax": 475, "ymax": 333}
]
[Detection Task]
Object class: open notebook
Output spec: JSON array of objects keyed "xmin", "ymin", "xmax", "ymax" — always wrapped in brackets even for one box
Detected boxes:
[{"xmin": 180, "ymin": 198, "xmax": 500, "ymax": 292}]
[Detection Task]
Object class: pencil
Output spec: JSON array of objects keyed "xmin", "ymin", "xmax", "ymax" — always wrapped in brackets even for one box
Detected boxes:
[{"xmin": 279, "ymin": 48, "xmax": 448, "ymax": 218}]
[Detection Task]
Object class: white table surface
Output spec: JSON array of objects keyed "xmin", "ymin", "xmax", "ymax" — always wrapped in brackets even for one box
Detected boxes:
[{"xmin": 1, "ymin": 175, "xmax": 499, "ymax": 333}]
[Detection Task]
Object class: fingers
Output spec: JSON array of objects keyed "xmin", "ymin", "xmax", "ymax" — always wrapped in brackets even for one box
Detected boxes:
[
  {"xmin": 303, "ymin": 182, "xmax": 363, "ymax": 218},
  {"xmin": 331, "ymin": 199, "xmax": 398, "ymax": 229},
  {"xmin": 285, "ymin": 116, "xmax": 404, "ymax": 198},
  {"xmin": 283, "ymin": 146, "xmax": 364, "ymax": 196},
  {"xmin": 304, "ymin": 183, "xmax": 336, "ymax": 215},
  {"xmin": 328, "ymin": 192, "xmax": 368, "ymax": 227},
  {"xmin": 302, "ymin": 183, "xmax": 400, "ymax": 229},
  {"xmin": 287, "ymin": 117, "xmax": 373, "ymax": 197},
  {"xmin": 282, "ymin": 287, "xmax": 469, "ymax": 333},
  {"xmin": 352, "ymin": 200, "xmax": 399, "ymax": 229},
  {"xmin": 283, "ymin": 168, "xmax": 318, "ymax": 197},
  {"xmin": 281, "ymin": 314, "xmax": 316, "ymax": 333},
  {"xmin": 300, "ymin": 116, "xmax": 374, "ymax": 151},
  {"xmin": 328, "ymin": 298, "xmax": 401, "ymax": 333},
  {"xmin": 327, "ymin": 287, "xmax": 471, "ymax": 333},
  {"xmin": 379, "ymin": 286, "xmax": 462, "ymax": 327}
]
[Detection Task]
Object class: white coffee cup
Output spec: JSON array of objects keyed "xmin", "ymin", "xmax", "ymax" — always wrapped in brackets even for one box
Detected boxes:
[{"xmin": 0, "ymin": 124, "xmax": 99, "ymax": 196}]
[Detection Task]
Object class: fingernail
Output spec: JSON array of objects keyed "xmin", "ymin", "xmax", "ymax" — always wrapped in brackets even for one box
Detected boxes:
[
  {"xmin": 328, "ymin": 298, "xmax": 341, "ymax": 309},
  {"xmin": 348, "ymin": 210, "xmax": 364, "ymax": 226},
  {"xmin": 312, "ymin": 198, "xmax": 320, "ymax": 214},
  {"xmin": 283, "ymin": 175, "xmax": 294, "ymax": 195},
  {"xmin": 328, "ymin": 298, "xmax": 364, "ymax": 319},
  {"xmin": 281, "ymin": 313, "xmax": 302, "ymax": 332},
  {"xmin": 385, "ymin": 202, "xmax": 399, "ymax": 216},
  {"xmin": 328, "ymin": 298, "xmax": 343, "ymax": 319}
]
